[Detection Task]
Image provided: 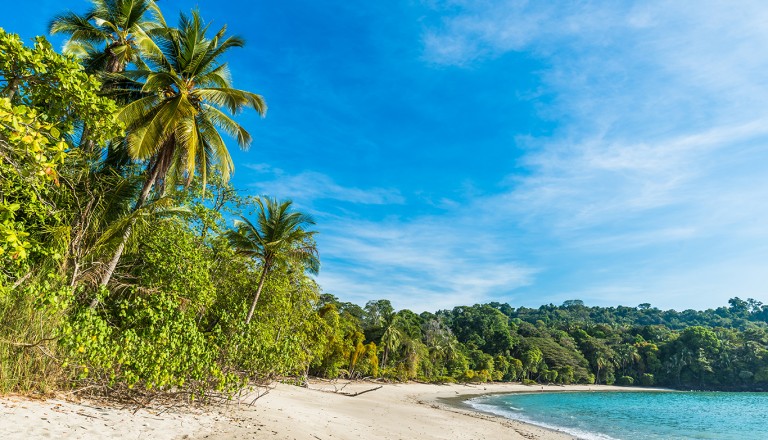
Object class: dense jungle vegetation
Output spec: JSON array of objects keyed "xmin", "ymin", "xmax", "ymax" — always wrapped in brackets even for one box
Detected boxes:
[{"xmin": 1, "ymin": 1, "xmax": 767, "ymax": 398}]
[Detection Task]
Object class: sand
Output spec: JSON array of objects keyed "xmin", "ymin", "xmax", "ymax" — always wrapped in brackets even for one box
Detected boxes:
[
  {"xmin": 0, "ymin": 382, "xmax": 664, "ymax": 439},
  {"xmin": 0, "ymin": 395, "xmax": 221, "ymax": 439}
]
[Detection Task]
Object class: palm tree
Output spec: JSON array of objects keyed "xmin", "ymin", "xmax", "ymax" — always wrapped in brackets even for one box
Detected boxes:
[
  {"xmin": 226, "ymin": 198, "xmax": 319, "ymax": 326},
  {"xmin": 49, "ymin": 0, "xmax": 163, "ymax": 74},
  {"xmin": 380, "ymin": 319, "xmax": 403, "ymax": 369},
  {"xmin": 50, "ymin": 0, "xmax": 164, "ymax": 155},
  {"xmin": 96, "ymin": 10, "xmax": 267, "ymax": 290}
]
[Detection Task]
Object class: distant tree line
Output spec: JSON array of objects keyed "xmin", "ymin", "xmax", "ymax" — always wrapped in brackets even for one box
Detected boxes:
[{"xmin": 311, "ymin": 296, "xmax": 768, "ymax": 391}]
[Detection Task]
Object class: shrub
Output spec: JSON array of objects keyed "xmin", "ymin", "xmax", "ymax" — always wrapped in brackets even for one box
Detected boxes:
[{"xmin": 641, "ymin": 373, "xmax": 655, "ymax": 386}]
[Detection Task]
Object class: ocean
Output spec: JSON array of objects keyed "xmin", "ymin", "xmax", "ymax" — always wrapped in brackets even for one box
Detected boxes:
[{"xmin": 467, "ymin": 390, "xmax": 768, "ymax": 440}]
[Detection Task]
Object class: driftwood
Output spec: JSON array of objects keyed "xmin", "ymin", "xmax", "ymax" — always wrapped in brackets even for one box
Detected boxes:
[
  {"xmin": 339, "ymin": 385, "xmax": 382, "ymax": 397},
  {"xmin": 248, "ymin": 384, "xmax": 274, "ymax": 406},
  {"xmin": 313, "ymin": 380, "xmax": 383, "ymax": 397}
]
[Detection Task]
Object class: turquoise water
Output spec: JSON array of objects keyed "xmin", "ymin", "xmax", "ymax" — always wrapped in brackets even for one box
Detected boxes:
[{"xmin": 467, "ymin": 391, "xmax": 768, "ymax": 440}]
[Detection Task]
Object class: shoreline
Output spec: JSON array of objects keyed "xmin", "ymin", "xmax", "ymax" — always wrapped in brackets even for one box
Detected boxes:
[
  {"xmin": 200, "ymin": 381, "xmax": 671, "ymax": 440},
  {"xmin": 200, "ymin": 381, "xmax": 581, "ymax": 440},
  {"xmin": 439, "ymin": 384, "xmax": 672, "ymax": 440},
  {"xmin": 0, "ymin": 382, "xmax": 672, "ymax": 440}
]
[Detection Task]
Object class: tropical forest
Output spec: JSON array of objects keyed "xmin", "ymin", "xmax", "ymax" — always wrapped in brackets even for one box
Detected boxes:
[{"xmin": 2, "ymin": 1, "xmax": 768, "ymax": 402}]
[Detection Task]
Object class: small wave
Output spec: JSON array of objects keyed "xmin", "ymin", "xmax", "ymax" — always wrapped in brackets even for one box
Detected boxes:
[{"xmin": 466, "ymin": 399, "xmax": 619, "ymax": 440}]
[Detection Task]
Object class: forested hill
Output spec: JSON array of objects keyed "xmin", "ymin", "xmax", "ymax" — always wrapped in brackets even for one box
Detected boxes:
[
  {"xmin": 502, "ymin": 298, "xmax": 768, "ymax": 331},
  {"xmin": 314, "ymin": 296, "xmax": 768, "ymax": 391}
]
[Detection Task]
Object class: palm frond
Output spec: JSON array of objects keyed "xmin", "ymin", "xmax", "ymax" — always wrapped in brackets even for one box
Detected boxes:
[
  {"xmin": 147, "ymin": 1, "xmax": 167, "ymax": 28},
  {"xmin": 196, "ymin": 88, "xmax": 267, "ymax": 115},
  {"xmin": 117, "ymin": 94, "xmax": 161, "ymax": 128},
  {"xmin": 188, "ymin": 33, "xmax": 244, "ymax": 78},
  {"xmin": 142, "ymin": 71, "xmax": 185, "ymax": 92},
  {"xmin": 195, "ymin": 63, "xmax": 232, "ymax": 88},
  {"xmin": 49, "ymin": 12, "xmax": 106, "ymax": 44},
  {"xmin": 174, "ymin": 115, "xmax": 200, "ymax": 184},
  {"xmin": 201, "ymin": 104, "xmax": 252, "ymax": 148},
  {"xmin": 127, "ymin": 94, "xmax": 195, "ymax": 159},
  {"xmin": 196, "ymin": 113, "xmax": 233, "ymax": 180}
]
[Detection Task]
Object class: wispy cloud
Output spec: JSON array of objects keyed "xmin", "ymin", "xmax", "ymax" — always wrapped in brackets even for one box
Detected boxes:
[
  {"xmin": 316, "ymin": 216, "xmax": 537, "ymax": 312},
  {"xmin": 412, "ymin": 1, "xmax": 768, "ymax": 309},
  {"xmin": 231, "ymin": 1, "xmax": 768, "ymax": 312},
  {"xmin": 422, "ymin": 1, "xmax": 631, "ymax": 66},
  {"xmin": 244, "ymin": 164, "xmax": 405, "ymax": 206}
]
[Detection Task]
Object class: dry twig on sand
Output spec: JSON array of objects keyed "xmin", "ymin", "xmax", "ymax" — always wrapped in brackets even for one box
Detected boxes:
[{"xmin": 312, "ymin": 380, "xmax": 383, "ymax": 397}]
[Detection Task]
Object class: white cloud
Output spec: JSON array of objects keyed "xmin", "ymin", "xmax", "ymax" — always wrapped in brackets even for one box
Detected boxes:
[
  {"xmin": 411, "ymin": 1, "xmax": 768, "ymax": 309},
  {"xmin": 245, "ymin": 164, "xmax": 405, "ymax": 205},
  {"xmin": 422, "ymin": 1, "xmax": 630, "ymax": 66},
  {"xmin": 242, "ymin": 2, "xmax": 768, "ymax": 312},
  {"xmin": 316, "ymin": 216, "xmax": 537, "ymax": 312}
]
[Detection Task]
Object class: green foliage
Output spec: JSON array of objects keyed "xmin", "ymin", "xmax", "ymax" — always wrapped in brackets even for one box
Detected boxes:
[
  {"xmin": 0, "ymin": 28, "xmax": 120, "ymax": 286},
  {"xmin": 0, "ymin": 275, "xmax": 71, "ymax": 393},
  {"xmin": 311, "ymin": 303, "xmax": 375, "ymax": 379},
  {"xmin": 204, "ymin": 262, "xmax": 322, "ymax": 383},
  {"xmin": 60, "ymin": 290, "xmax": 239, "ymax": 394},
  {"xmin": 0, "ymin": 97, "xmax": 66, "ymax": 273},
  {"xmin": 447, "ymin": 304, "xmax": 516, "ymax": 355},
  {"xmin": 520, "ymin": 337, "xmax": 591, "ymax": 383},
  {"xmin": 0, "ymin": 29, "xmax": 121, "ymax": 142},
  {"xmin": 133, "ymin": 220, "xmax": 216, "ymax": 308}
]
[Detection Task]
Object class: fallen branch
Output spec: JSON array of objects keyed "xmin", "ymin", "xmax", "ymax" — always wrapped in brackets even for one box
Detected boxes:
[
  {"xmin": 75, "ymin": 411, "xmax": 100, "ymax": 419},
  {"xmin": 342, "ymin": 385, "xmax": 382, "ymax": 397},
  {"xmin": 248, "ymin": 384, "xmax": 275, "ymax": 406},
  {"xmin": 64, "ymin": 385, "xmax": 102, "ymax": 396},
  {"xmin": 0, "ymin": 336, "xmax": 58, "ymax": 348},
  {"xmin": 11, "ymin": 271, "xmax": 32, "ymax": 289},
  {"xmin": 335, "ymin": 381, "xmax": 350, "ymax": 393}
]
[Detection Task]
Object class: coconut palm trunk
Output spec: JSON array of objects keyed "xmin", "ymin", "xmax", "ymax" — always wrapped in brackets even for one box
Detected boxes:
[
  {"xmin": 93, "ymin": 158, "xmax": 161, "ymax": 303},
  {"xmin": 91, "ymin": 10, "xmax": 265, "ymax": 296},
  {"xmin": 244, "ymin": 262, "xmax": 271, "ymax": 326},
  {"xmin": 226, "ymin": 198, "xmax": 318, "ymax": 327}
]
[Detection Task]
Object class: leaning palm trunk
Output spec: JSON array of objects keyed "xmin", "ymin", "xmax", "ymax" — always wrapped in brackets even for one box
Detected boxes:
[
  {"xmin": 244, "ymin": 263, "xmax": 270, "ymax": 326},
  {"xmin": 226, "ymin": 199, "xmax": 318, "ymax": 326},
  {"xmin": 93, "ymin": 160, "xmax": 161, "ymax": 305}
]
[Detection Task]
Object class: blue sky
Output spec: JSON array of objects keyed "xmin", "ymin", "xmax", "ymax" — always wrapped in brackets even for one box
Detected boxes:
[{"xmin": 4, "ymin": 1, "xmax": 768, "ymax": 312}]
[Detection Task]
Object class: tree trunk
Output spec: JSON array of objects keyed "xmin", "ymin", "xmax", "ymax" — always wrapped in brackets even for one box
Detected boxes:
[
  {"xmin": 70, "ymin": 261, "xmax": 80, "ymax": 287},
  {"xmin": 244, "ymin": 263, "xmax": 270, "ymax": 326},
  {"xmin": 105, "ymin": 50, "xmax": 124, "ymax": 74},
  {"xmin": 93, "ymin": 161, "xmax": 161, "ymax": 305},
  {"xmin": 4, "ymin": 78, "xmax": 20, "ymax": 100},
  {"xmin": 79, "ymin": 125, "xmax": 97, "ymax": 154},
  {"xmin": 381, "ymin": 347, "xmax": 389, "ymax": 370}
]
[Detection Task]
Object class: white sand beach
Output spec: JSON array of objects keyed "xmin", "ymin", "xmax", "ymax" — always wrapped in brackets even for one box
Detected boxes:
[{"xmin": 1, "ymin": 382, "xmax": 663, "ymax": 439}]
